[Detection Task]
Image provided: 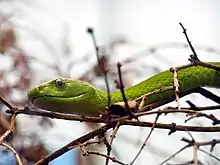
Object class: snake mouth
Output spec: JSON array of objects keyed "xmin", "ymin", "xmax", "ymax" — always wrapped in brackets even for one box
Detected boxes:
[{"xmin": 30, "ymin": 91, "xmax": 88, "ymax": 104}]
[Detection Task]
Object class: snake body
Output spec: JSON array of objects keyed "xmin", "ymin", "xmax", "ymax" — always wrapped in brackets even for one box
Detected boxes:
[{"xmin": 28, "ymin": 62, "xmax": 220, "ymax": 116}]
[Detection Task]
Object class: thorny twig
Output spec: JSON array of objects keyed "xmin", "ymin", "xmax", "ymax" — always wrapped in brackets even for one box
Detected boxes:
[
  {"xmin": 180, "ymin": 22, "xmax": 220, "ymax": 71},
  {"xmin": 179, "ymin": 22, "xmax": 198, "ymax": 57}
]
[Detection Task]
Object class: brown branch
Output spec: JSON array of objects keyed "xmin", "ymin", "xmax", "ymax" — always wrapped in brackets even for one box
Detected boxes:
[
  {"xmin": 167, "ymin": 104, "xmax": 220, "ymax": 112},
  {"xmin": 193, "ymin": 87, "xmax": 220, "ymax": 105},
  {"xmin": 7, "ymin": 107, "xmax": 220, "ymax": 133},
  {"xmin": 159, "ymin": 144, "xmax": 191, "ymax": 165},
  {"xmin": 80, "ymin": 146, "xmax": 127, "ymax": 165},
  {"xmin": 105, "ymin": 122, "xmax": 121, "ymax": 165},
  {"xmin": 120, "ymin": 120, "xmax": 220, "ymax": 132},
  {"xmin": 189, "ymin": 54, "xmax": 220, "ymax": 71},
  {"xmin": 170, "ymin": 67, "xmax": 180, "ymax": 109},
  {"xmin": 194, "ymin": 143, "xmax": 198, "ymax": 165},
  {"xmin": 130, "ymin": 112, "xmax": 161, "ymax": 164},
  {"xmin": 116, "ymin": 62, "xmax": 136, "ymax": 119},
  {"xmin": 135, "ymin": 86, "xmax": 174, "ymax": 102},
  {"xmin": 167, "ymin": 160, "xmax": 204, "ymax": 165},
  {"xmin": 88, "ymin": 151, "xmax": 127, "ymax": 165},
  {"xmin": 181, "ymin": 137, "xmax": 220, "ymax": 148},
  {"xmin": 1, "ymin": 142, "xmax": 23, "ymax": 165},
  {"xmin": 184, "ymin": 111, "xmax": 220, "ymax": 125},
  {"xmin": 179, "ymin": 22, "xmax": 198, "ymax": 58},
  {"xmin": 7, "ymin": 107, "xmax": 105, "ymax": 123},
  {"xmin": 87, "ymin": 27, "xmax": 111, "ymax": 107},
  {"xmin": 0, "ymin": 113, "xmax": 16, "ymax": 143},
  {"xmin": 0, "ymin": 94, "xmax": 14, "ymax": 109},
  {"xmin": 180, "ymin": 23, "xmax": 220, "ymax": 72},
  {"xmin": 83, "ymin": 138, "xmax": 104, "ymax": 147},
  {"xmin": 137, "ymin": 87, "xmax": 196, "ymax": 112},
  {"xmin": 198, "ymin": 148, "xmax": 220, "ymax": 161},
  {"xmin": 34, "ymin": 124, "xmax": 112, "ymax": 165},
  {"xmin": 160, "ymin": 134, "xmax": 220, "ymax": 164},
  {"xmin": 139, "ymin": 87, "xmax": 220, "ymax": 113},
  {"xmin": 112, "ymin": 107, "xmax": 213, "ymax": 124}
]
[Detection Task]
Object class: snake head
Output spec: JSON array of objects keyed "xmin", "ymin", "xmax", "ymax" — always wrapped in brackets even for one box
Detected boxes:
[{"xmin": 27, "ymin": 77, "xmax": 98, "ymax": 114}]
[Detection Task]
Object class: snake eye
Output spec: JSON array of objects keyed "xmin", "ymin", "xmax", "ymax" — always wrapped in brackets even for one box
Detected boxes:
[{"xmin": 55, "ymin": 78, "xmax": 65, "ymax": 88}]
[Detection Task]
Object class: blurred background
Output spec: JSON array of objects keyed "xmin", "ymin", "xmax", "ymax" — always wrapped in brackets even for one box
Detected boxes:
[{"xmin": 0, "ymin": 0, "xmax": 220, "ymax": 164}]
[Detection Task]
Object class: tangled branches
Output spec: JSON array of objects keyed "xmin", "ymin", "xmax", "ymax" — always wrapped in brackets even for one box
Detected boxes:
[{"xmin": 0, "ymin": 17, "xmax": 220, "ymax": 165}]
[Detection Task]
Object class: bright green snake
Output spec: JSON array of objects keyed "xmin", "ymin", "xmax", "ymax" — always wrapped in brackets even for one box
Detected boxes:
[{"xmin": 28, "ymin": 62, "xmax": 220, "ymax": 116}]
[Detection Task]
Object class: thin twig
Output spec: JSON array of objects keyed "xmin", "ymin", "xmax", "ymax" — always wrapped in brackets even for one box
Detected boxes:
[
  {"xmin": 170, "ymin": 63, "xmax": 195, "ymax": 72},
  {"xmin": 161, "ymin": 135, "xmax": 220, "ymax": 164},
  {"xmin": 109, "ymin": 122, "xmax": 121, "ymax": 145},
  {"xmin": 0, "ymin": 95, "xmax": 14, "ymax": 109},
  {"xmin": 198, "ymin": 148, "xmax": 220, "ymax": 162},
  {"xmin": 1, "ymin": 142, "xmax": 23, "ymax": 165},
  {"xmin": 83, "ymin": 138, "xmax": 104, "ymax": 147},
  {"xmin": 168, "ymin": 104, "xmax": 220, "ymax": 112},
  {"xmin": 7, "ymin": 107, "xmax": 104, "ymax": 123},
  {"xmin": 167, "ymin": 160, "xmax": 204, "ymax": 165},
  {"xmin": 34, "ymin": 124, "xmax": 112, "ymax": 165},
  {"xmin": 0, "ymin": 113, "xmax": 16, "ymax": 143},
  {"xmin": 139, "ymin": 87, "xmax": 220, "ymax": 113},
  {"xmin": 87, "ymin": 27, "xmax": 111, "ymax": 107},
  {"xmin": 90, "ymin": 151, "xmax": 127, "ymax": 165},
  {"xmin": 135, "ymin": 86, "xmax": 174, "ymax": 102},
  {"xmin": 159, "ymin": 144, "xmax": 191, "ymax": 165},
  {"xmin": 105, "ymin": 122, "xmax": 121, "ymax": 165},
  {"xmin": 180, "ymin": 22, "xmax": 220, "ymax": 71},
  {"xmin": 117, "ymin": 62, "xmax": 136, "ymax": 119},
  {"xmin": 130, "ymin": 112, "xmax": 161, "ymax": 164},
  {"xmin": 120, "ymin": 120, "xmax": 220, "ymax": 132},
  {"xmin": 185, "ymin": 111, "xmax": 220, "ymax": 125},
  {"xmin": 170, "ymin": 67, "xmax": 180, "ymax": 109},
  {"xmin": 194, "ymin": 143, "xmax": 198, "ymax": 165},
  {"xmin": 179, "ymin": 22, "xmax": 198, "ymax": 57},
  {"xmin": 80, "ymin": 145, "xmax": 127, "ymax": 165}
]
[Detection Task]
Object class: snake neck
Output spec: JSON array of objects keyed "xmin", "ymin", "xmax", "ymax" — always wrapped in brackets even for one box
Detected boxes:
[
  {"xmin": 97, "ymin": 87, "xmax": 146, "ymax": 105},
  {"xmin": 95, "ymin": 89, "xmax": 123, "ymax": 105}
]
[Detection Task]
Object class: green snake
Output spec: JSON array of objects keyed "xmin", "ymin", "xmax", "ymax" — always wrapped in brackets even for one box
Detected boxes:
[{"xmin": 28, "ymin": 62, "xmax": 220, "ymax": 116}]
